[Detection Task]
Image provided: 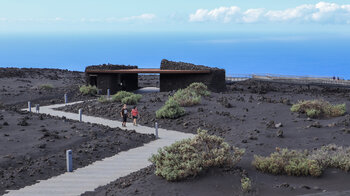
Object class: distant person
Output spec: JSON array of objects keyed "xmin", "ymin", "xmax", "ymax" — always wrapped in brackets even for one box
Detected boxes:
[
  {"xmin": 333, "ymin": 76, "xmax": 336, "ymax": 80},
  {"xmin": 120, "ymin": 104, "xmax": 128, "ymax": 127},
  {"xmin": 131, "ymin": 106, "xmax": 139, "ymax": 126}
]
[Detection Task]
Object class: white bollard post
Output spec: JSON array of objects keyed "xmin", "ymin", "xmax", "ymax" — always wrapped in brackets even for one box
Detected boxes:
[
  {"xmin": 28, "ymin": 101, "xmax": 31, "ymax": 112},
  {"xmin": 35, "ymin": 104, "xmax": 40, "ymax": 113},
  {"xmin": 79, "ymin": 109, "xmax": 82, "ymax": 122},
  {"xmin": 107, "ymin": 89, "xmax": 110, "ymax": 99},
  {"xmin": 64, "ymin": 93, "xmax": 68, "ymax": 104},
  {"xmin": 66, "ymin": 149, "xmax": 73, "ymax": 172},
  {"xmin": 155, "ymin": 122, "xmax": 159, "ymax": 139}
]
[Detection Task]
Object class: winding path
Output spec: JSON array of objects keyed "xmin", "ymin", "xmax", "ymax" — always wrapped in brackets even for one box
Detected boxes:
[{"xmin": 4, "ymin": 101, "xmax": 194, "ymax": 196}]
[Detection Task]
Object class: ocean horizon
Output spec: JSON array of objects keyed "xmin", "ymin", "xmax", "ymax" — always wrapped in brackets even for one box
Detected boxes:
[{"xmin": 1, "ymin": 32, "xmax": 349, "ymax": 79}]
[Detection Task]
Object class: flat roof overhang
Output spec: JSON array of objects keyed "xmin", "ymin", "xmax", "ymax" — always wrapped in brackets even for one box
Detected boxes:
[{"xmin": 86, "ymin": 69, "xmax": 211, "ymax": 74}]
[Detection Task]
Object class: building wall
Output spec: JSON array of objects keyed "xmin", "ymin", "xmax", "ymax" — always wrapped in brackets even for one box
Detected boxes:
[
  {"xmin": 160, "ymin": 71, "xmax": 226, "ymax": 92},
  {"xmin": 87, "ymin": 73, "xmax": 138, "ymax": 94}
]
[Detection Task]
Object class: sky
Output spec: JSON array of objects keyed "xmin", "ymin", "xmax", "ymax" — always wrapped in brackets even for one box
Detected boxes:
[{"xmin": 1, "ymin": 0, "xmax": 350, "ymax": 34}]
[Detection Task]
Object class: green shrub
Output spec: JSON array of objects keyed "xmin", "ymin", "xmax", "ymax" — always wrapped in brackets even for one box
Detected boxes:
[
  {"xmin": 79, "ymin": 85, "xmax": 98, "ymax": 95},
  {"xmin": 98, "ymin": 96, "xmax": 109, "ymax": 103},
  {"xmin": 306, "ymin": 109, "xmax": 321, "ymax": 118},
  {"xmin": 252, "ymin": 148, "xmax": 323, "ymax": 177},
  {"xmin": 291, "ymin": 99, "xmax": 346, "ymax": 118},
  {"xmin": 187, "ymin": 82, "xmax": 210, "ymax": 96},
  {"xmin": 111, "ymin": 91, "xmax": 134, "ymax": 102},
  {"xmin": 241, "ymin": 176, "xmax": 252, "ymax": 193},
  {"xmin": 311, "ymin": 144, "xmax": 350, "ymax": 172},
  {"xmin": 172, "ymin": 89, "xmax": 201, "ymax": 107},
  {"xmin": 156, "ymin": 98, "xmax": 185, "ymax": 119},
  {"xmin": 149, "ymin": 129, "xmax": 245, "ymax": 181},
  {"xmin": 39, "ymin": 84, "xmax": 54, "ymax": 90},
  {"xmin": 121, "ymin": 94, "xmax": 142, "ymax": 105}
]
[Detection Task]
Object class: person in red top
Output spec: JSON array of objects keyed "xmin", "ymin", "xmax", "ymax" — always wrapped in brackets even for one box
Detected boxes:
[{"xmin": 131, "ymin": 106, "xmax": 139, "ymax": 126}]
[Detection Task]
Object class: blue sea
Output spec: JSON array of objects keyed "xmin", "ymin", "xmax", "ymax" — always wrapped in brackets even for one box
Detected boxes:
[{"xmin": 0, "ymin": 32, "xmax": 349, "ymax": 78}]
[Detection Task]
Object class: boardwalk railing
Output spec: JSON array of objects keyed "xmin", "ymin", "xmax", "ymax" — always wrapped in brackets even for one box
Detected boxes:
[{"xmin": 226, "ymin": 74, "xmax": 350, "ymax": 87}]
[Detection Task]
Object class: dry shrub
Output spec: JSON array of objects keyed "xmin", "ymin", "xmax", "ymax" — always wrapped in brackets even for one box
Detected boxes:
[
  {"xmin": 149, "ymin": 129, "xmax": 245, "ymax": 181},
  {"xmin": 39, "ymin": 84, "xmax": 54, "ymax": 90},
  {"xmin": 111, "ymin": 91, "xmax": 134, "ymax": 102},
  {"xmin": 156, "ymin": 98, "xmax": 185, "ymax": 119},
  {"xmin": 79, "ymin": 85, "xmax": 98, "ymax": 95},
  {"xmin": 311, "ymin": 144, "xmax": 350, "ymax": 172},
  {"xmin": 187, "ymin": 82, "xmax": 210, "ymax": 97},
  {"xmin": 172, "ymin": 89, "xmax": 201, "ymax": 107},
  {"xmin": 252, "ymin": 148, "xmax": 322, "ymax": 177},
  {"xmin": 241, "ymin": 176, "xmax": 252, "ymax": 193},
  {"xmin": 121, "ymin": 94, "xmax": 142, "ymax": 105},
  {"xmin": 291, "ymin": 99, "xmax": 346, "ymax": 118}
]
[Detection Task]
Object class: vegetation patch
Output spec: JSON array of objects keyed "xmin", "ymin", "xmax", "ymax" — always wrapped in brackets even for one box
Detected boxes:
[
  {"xmin": 149, "ymin": 129, "xmax": 245, "ymax": 181},
  {"xmin": 241, "ymin": 176, "xmax": 252, "ymax": 193},
  {"xmin": 253, "ymin": 148, "xmax": 322, "ymax": 177},
  {"xmin": 111, "ymin": 91, "xmax": 134, "ymax": 102},
  {"xmin": 291, "ymin": 99, "xmax": 346, "ymax": 118},
  {"xmin": 172, "ymin": 89, "xmax": 201, "ymax": 107},
  {"xmin": 187, "ymin": 82, "xmax": 211, "ymax": 97},
  {"xmin": 121, "ymin": 94, "xmax": 142, "ymax": 105},
  {"xmin": 311, "ymin": 144, "xmax": 350, "ymax": 172},
  {"xmin": 253, "ymin": 144, "xmax": 350, "ymax": 177},
  {"xmin": 79, "ymin": 85, "xmax": 98, "ymax": 95},
  {"xmin": 39, "ymin": 84, "xmax": 54, "ymax": 90},
  {"xmin": 156, "ymin": 98, "xmax": 185, "ymax": 119},
  {"xmin": 156, "ymin": 82, "xmax": 210, "ymax": 118}
]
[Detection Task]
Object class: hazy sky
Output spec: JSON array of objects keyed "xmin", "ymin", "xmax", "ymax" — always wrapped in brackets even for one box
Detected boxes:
[{"xmin": 1, "ymin": 0, "xmax": 350, "ymax": 33}]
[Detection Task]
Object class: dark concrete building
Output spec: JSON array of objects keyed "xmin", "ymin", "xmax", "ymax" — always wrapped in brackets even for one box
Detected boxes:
[{"xmin": 85, "ymin": 60, "xmax": 226, "ymax": 94}]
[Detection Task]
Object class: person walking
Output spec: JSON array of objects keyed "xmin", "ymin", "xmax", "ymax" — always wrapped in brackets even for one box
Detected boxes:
[
  {"xmin": 131, "ymin": 106, "xmax": 139, "ymax": 126},
  {"xmin": 120, "ymin": 104, "xmax": 128, "ymax": 127}
]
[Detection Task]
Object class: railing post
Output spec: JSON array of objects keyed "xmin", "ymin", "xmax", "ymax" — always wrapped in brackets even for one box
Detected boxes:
[
  {"xmin": 155, "ymin": 122, "xmax": 159, "ymax": 139},
  {"xmin": 107, "ymin": 89, "xmax": 110, "ymax": 99},
  {"xmin": 64, "ymin": 93, "xmax": 68, "ymax": 104},
  {"xmin": 66, "ymin": 150, "xmax": 73, "ymax": 172},
  {"xmin": 28, "ymin": 101, "xmax": 31, "ymax": 112},
  {"xmin": 35, "ymin": 104, "xmax": 40, "ymax": 113},
  {"xmin": 79, "ymin": 109, "xmax": 82, "ymax": 122}
]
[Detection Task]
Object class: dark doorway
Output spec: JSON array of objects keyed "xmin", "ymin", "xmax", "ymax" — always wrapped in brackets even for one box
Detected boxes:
[{"xmin": 89, "ymin": 75, "xmax": 97, "ymax": 86}]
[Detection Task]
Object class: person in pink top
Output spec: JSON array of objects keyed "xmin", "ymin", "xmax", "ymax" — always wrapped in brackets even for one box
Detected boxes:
[{"xmin": 131, "ymin": 106, "xmax": 139, "ymax": 126}]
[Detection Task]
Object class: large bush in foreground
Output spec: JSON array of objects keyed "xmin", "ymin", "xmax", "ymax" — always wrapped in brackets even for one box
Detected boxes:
[
  {"xmin": 156, "ymin": 98, "xmax": 185, "ymax": 119},
  {"xmin": 291, "ymin": 99, "xmax": 345, "ymax": 118},
  {"xmin": 79, "ymin": 85, "xmax": 98, "ymax": 95},
  {"xmin": 149, "ymin": 129, "xmax": 245, "ymax": 181},
  {"xmin": 253, "ymin": 148, "xmax": 322, "ymax": 177}
]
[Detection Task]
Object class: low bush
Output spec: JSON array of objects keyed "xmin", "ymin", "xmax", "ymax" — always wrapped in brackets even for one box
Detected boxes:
[
  {"xmin": 172, "ymin": 89, "xmax": 201, "ymax": 107},
  {"xmin": 97, "ymin": 96, "xmax": 109, "ymax": 103},
  {"xmin": 241, "ymin": 176, "xmax": 252, "ymax": 193},
  {"xmin": 111, "ymin": 91, "xmax": 134, "ymax": 102},
  {"xmin": 121, "ymin": 94, "xmax": 142, "ymax": 105},
  {"xmin": 187, "ymin": 82, "xmax": 210, "ymax": 96},
  {"xmin": 149, "ymin": 129, "xmax": 245, "ymax": 181},
  {"xmin": 311, "ymin": 144, "xmax": 350, "ymax": 172},
  {"xmin": 39, "ymin": 84, "xmax": 54, "ymax": 90},
  {"xmin": 291, "ymin": 99, "xmax": 346, "ymax": 118},
  {"xmin": 252, "ymin": 148, "xmax": 322, "ymax": 177},
  {"xmin": 79, "ymin": 85, "xmax": 98, "ymax": 95},
  {"xmin": 156, "ymin": 98, "xmax": 185, "ymax": 119}
]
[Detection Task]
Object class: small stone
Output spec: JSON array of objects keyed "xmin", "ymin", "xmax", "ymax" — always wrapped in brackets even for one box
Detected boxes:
[
  {"xmin": 275, "ymin": 123, "xmax": 283, "ymax": 128},
  {"xmin": 3, "ymin": 121, "xmax": 9, "ymax": 126},
  {"xmin": 276, "ymin": 129, "xmax": 283, "ymax": 138},
  {"xmin": 38, "ymin": 144, "xmax": 46, "ymax": 149},
  {"xmin": 4, "ymin": 133, "xmax": 9, "ymax": 137},
  {"xmin": 314, "ymin": 137, "xmax": 319, "ymax": 141},
  {"xmin": 306, "ymin": 118, "xmax": 312, "ymax": 121},
  {"xmin": 301, "ymin": 185, "xmax": 311, "ymax": 190},
  {"xmin": 242, "ymin": 139, "xmax": 248, "ymax": 143}
]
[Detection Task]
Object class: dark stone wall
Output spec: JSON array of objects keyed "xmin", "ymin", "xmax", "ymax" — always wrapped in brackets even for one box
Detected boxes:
[
  {"xmin": 160, "ymin": 59, "xmax": 226, "ymax": 92},
  {"xmin": 85, "ymin": 64, "xmax": 137, "ymax": 71}
]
